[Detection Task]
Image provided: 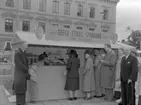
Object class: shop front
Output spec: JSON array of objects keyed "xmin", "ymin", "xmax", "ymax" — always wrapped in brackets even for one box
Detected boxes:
[{"xmin": 10, "ymin": 28, "xmax": 119, "ymax": 102}]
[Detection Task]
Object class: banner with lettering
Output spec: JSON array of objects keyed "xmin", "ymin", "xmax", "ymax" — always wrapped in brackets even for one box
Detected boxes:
[{"xmin": 45, "ymin": 23, "xmax": 110, "ymax": 44}]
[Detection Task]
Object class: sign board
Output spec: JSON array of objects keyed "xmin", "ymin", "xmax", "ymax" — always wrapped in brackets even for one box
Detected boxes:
[
  {"xmin": 110, "ymin": 33, "xmax": 118, "ymax": 44},
  {"xmin": 34, "ymin": 26, "xmax": 44, "ymax": 40},
  {"xmin": 46, "ymin": 23, "xmax": 110, "ymax": 44}
]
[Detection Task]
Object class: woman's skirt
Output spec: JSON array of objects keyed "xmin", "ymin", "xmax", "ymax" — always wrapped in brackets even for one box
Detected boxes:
[{"xmin": 65, "ymin": 77, "xmax": 79, "ymax": 91}]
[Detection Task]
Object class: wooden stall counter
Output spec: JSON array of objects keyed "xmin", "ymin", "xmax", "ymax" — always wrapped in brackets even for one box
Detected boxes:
[{"xmin": 26, "ymin": 66, "xmax": 84, "ymax": 102}]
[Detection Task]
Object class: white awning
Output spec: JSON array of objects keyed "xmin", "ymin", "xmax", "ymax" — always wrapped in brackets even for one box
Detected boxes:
[
  {"xmin": 116, "ymin": 42, "xmax": 135, "ymax": 49},
  {"xmin": 13, "ymin": 31, "xmax": 121, "ymax": 49}
]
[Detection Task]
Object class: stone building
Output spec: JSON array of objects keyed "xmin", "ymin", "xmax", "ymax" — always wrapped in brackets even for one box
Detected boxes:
[{"xmin": 0, "ymin": 0, "xmax": 119, "ymax": 43}]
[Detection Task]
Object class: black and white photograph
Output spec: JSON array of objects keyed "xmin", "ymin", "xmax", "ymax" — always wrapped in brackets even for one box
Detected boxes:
[{"xmin": 0, "ymin": 0, "xmax": 141, "ymax": 105}]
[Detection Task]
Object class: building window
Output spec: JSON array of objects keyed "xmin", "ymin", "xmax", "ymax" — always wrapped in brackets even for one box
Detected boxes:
[
  {"xmin": 22, "ymin": 20, "xmax": 30, "ymax": 31},
  {"xmin": 90, "ymin": 7, "xmax": 95, "ymax": 18},
  {"xmin": 23, "ymin": 0, "xmax": 31, "ymax": 10},
  {"xmin": 76, "ymin": 26, "xmax": 82, "ymax": 30},
  {"xmin": 39, "ymin": 22, "xmax": 45, "ymax": 33},
  {"xmin": 5, "ymin": 0, "xmax": 14, "ymax": 8},
  {"xmin": 64, "ymin": 25, "xmax": 70, "ymax": 29},
  {"xmin": 89, "ymin": 28, "xmax": 95, "ymax": 31},
  {"xmin": 5, "ymin": 19, "xmax": 13, "ymax": 32},
  {"xmin": 39, "ymin": 0, "xmax": 46, "ymax": 12},
  {"xmin": 103, "ymin": 9, "xmax": 108, "ymax": 20},
  {"xmin": 77, "ymin": 4, "xmax": 83, "ymax": 17},
  {"xmin": 102, "ymin": 29, "xmax": 108, "ymax": 32},
  {"xmin": 52, "ymin": 0, "xmax": 59, "ymax": 13},
  {"xmin": 64, "ymin": 2, "xmax": 70, "ymax": 15},
  {"xmin": 52, "ymin": 23, "xmax": 58, "ymax": 28}
]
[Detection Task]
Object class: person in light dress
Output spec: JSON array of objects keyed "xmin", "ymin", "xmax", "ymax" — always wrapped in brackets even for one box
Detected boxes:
[
  {"xmin": 114, "ymin": 48, "xmax": 124, "ymax": 102},
  {"xmin": 27, "ymin": 52, "xmax": 47, "ymax": 103}
]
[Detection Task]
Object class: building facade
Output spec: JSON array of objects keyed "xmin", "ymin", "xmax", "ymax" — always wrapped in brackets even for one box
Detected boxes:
[{"xmin": 0, "ymin": 0, "xmax": 119, "ymax": 44}]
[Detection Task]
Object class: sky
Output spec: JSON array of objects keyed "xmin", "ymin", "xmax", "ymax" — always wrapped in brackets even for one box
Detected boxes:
[{"xmin": 116, "ymin": 0, "xmax": 141, "ymax": 41}]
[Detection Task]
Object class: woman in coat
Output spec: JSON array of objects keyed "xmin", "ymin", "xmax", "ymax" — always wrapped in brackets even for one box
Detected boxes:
[
  {"xmin": 82, "ymin": 50, "xmax": 95, "ymax": 100},
  {"xmin": 64, "ymin": 50, "xmax": 80, "ymax": 101}
]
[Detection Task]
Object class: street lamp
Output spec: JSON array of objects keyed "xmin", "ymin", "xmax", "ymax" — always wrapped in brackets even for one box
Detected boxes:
[{"xmin": 3, "ymin": 42, "xmax": 12, "ymax": 56}]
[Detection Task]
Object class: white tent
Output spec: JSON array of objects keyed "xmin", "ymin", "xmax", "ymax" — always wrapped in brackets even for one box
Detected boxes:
[{"xmin": 13, "ymin": 31, "xmax": 121, "ymax": 49}]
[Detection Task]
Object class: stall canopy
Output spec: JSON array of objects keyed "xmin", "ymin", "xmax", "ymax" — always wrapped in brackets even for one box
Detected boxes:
[
  {"xmin": 13, "ymin": 31, "xmax": 120, "ymax": 49},
  {"xmin": 116, "ymin": 42, "xmax": 135, "ymax": 49}
]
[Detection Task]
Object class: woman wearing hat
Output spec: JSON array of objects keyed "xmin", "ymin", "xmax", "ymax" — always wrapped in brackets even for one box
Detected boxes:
[
  {"xmin": 64, "ymin": 50, "xmax": 80, "ymax": 101},
  {"xmin": 82, "ymin": 50, "xmax": 95, "ymax": 100}
]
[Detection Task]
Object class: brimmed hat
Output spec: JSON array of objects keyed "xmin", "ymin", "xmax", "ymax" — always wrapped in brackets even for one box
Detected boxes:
[
  {"xmin": 66, "ymin": 48, "xmax": 73, "ymax": 55},
  {"xmin": 85, "ymin": 50, "xmax": 92, "ymax": 55}
]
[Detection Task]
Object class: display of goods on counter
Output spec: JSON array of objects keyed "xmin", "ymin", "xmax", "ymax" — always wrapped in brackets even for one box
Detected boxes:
[{"xmin": 26, "ymin": 50, "xmax": 67, "ymax": 66}]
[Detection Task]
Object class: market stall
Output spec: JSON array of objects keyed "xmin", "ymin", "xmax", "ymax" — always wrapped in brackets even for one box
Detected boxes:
[{"xmin": 10, "ymin": 31, "xmax": 120, "ymax": 102}]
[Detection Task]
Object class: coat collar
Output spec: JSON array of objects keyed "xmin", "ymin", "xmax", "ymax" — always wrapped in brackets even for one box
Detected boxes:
[
  {"xmin": 124, "ymin": 54, "xmax": 132, "ymax": 61},
  {"xmin": 19, "ymin": 48, "xmax": 27, "ymax": 61},
  {"xmin": 117, "ymin": 55, "xmax": 124, "ymax": 63},
  {"xmin": 105, "ymin": 50, "xmax": 112, "ymax": 58}
]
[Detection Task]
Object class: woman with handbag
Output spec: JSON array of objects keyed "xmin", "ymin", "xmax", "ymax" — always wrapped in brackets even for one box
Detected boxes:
[{"xmin": 64, "ymin": 50, "xmax": 80, "ymax": 101}]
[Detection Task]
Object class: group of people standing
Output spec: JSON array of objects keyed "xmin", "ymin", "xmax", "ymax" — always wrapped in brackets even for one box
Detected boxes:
[
  {"xmin": 64, "ymin": 44, "xmax": 117, "ymax": 101},
  {"xmin": 64, "ymin": 44, "xmax": 139, "ymax": 105},
  {"xmin": 12, "ymin": 37, "xmax": 139, "ymax": 105}
]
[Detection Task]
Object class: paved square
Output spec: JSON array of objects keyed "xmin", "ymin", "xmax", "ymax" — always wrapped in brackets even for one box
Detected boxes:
[{"xmin": 0, "ymin": 85, "xmax": 118, "ymax": 105}]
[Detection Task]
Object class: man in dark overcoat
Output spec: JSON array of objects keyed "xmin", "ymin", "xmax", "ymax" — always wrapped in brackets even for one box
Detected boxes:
[
  {"xmin": 12, "ymin": 40, "xmax": 30, "ymax": 105},
  {"xmin": 119, "ymin": 47, "xmax": 138, "ymax": 105}
]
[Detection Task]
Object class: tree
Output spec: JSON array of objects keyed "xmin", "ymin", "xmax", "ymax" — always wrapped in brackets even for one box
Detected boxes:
[{"xmin": 125, "ymin": 27, "xmax": 141, "ymax": 49}]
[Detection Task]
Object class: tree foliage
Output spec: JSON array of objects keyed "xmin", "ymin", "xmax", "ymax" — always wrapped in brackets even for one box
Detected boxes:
[{"xmin": 125, "ymin": 27, "xmax": 141, "ymax": 49}]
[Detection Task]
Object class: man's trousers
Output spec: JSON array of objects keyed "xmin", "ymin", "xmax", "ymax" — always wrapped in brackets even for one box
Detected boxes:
[
  {"xmin": 121, "ymin": 81, "xmax": 136, "ymax": 105},
  {"xmin": 16, "ymin": 93, "xmax": 26, "ymax": 105}
]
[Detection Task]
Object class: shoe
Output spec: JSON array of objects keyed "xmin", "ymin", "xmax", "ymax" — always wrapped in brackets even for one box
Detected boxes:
[
  {"xmin": 85, "ymin": 97, "xmax": 91, "ymax": 100},
  {"xmin": 68, "ymin": 98, "xmax": 73, "ymax": 101},
  {"xmin": 83, "ymin": 97, "xmax": 86, "ymax": 99},
  {"xmin": 94, "ymin": 95, "xmax": 101, "ymax": 98},
  {"xmin": 73, "ymin": 97, "xmax": 77, "ymax": 100},
  {"xmin": 30, "ymin": 101, "xmax": 36, "ymax": 103},
  {"xmin": 118, "ymin": 103, "xmax": 123, "ymax": 105},
  {"xmin": 116, "ymin": 98, "xmax": 122, "ymax": 103},
  {"xmin": 103, "ymin": 97, "xmax": 108, "ymax": 100},
  {"xmin": 93, "ymin": 95, "xmax": 97, "ymax": 97}
]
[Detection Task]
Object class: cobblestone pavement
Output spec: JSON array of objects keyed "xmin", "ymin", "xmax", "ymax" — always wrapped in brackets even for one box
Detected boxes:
[{"xmin": 0, "ymin": 85, "xmax": 118, "ymax": 105}]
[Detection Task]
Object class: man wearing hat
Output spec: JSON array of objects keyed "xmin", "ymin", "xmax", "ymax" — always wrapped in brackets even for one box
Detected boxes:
[{"xmin": 11, "ymin": 34, "xmax": 31, "ymax": 105}]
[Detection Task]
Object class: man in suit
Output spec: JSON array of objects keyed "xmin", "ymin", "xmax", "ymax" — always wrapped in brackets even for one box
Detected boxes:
[
  {"xmin": 12, "ymin": 40, "xmax": 30, "ymax": 105},
  {"xmin": 119, "ymin": 47, "xmax": 138, "ymax": 105},
  {"xmin": 100, "ymin": 44, "xmax": 117, "ymax": 101}
]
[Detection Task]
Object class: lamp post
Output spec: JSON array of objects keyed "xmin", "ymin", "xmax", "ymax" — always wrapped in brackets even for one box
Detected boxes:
[{"xmin": 3, "ymin": 42, "xmax": 12, "ymax": 56}]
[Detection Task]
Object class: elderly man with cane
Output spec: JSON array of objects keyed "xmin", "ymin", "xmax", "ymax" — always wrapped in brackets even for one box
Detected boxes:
[{"xmin": 119, "ymin": 47, "xmax": 138, "ymax": 105}]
